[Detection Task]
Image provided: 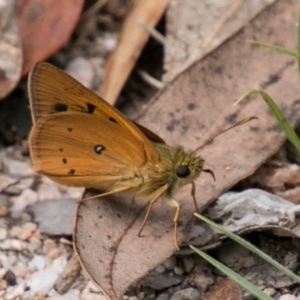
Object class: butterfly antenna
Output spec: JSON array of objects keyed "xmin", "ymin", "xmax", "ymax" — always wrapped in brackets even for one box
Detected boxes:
[{"xmin": 195, "ymin": 116, "xmax": 257, "ymax": 152}]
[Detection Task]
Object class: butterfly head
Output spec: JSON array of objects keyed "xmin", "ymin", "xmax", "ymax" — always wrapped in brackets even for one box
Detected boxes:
[{"xmin": 172, "ymin": 149, "xmax": 204, "ymax": 192}]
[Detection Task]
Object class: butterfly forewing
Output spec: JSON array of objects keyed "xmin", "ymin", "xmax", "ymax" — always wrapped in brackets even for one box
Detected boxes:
[
  {"xmin": 29, "ymin": 112, "xmax": 147, "ymax": 190},
  {"xmin": 28, "ymin": 62, "xmax": 159, "ymax": 162}
]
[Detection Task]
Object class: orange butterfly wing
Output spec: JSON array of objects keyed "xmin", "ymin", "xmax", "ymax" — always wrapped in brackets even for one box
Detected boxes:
[
  {"xmin": 28, "ymin": 62, "xmax": 161, "ymax": 162},
  {"xmin": 29, "ymin": 112, "xmax": 147, "ymax": 190}
]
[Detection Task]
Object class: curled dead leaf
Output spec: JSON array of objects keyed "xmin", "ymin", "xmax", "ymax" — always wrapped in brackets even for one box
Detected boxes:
[
  {"xmin": 17, "ymin": 0, "xmax": 84, "ymax": 75},
  {"xmin": 74, "ymin": 188, "xmax": 194, "ymax": 300}
]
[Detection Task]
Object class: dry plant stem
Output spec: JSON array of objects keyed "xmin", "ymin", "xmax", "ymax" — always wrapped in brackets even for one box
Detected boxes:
[
  {"xmin": 137, "ymin": 69, "xmax": 164, "ymax": 89},
  {"xmin": 54, "ymin": 253, "xmax": 82, "ymax": 294},
  {"xmin": 138, "ymin": 21, "xmax": 166, "ymax": 45},
  {"xmin": 100, "ymin": 0, "xmax": 170, "ymax": 105},
  {"xmin": 201, "ymin": 0, "xmax": 243, "ymax": 51},
  {"xmin": 79, "ymin": 0, "xmax": 107, "ymax": 24}
]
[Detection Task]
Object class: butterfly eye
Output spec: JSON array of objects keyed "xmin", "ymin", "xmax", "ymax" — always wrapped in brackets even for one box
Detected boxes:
[{"xmin": 176, "ymin": 165, "xmax": 190, "ymax": 178}]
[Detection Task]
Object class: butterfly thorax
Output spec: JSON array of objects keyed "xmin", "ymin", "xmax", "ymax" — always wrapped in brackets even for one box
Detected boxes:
[{"xmin": 137, "ymin": 142, "xmax": 204, "ymax": 199}]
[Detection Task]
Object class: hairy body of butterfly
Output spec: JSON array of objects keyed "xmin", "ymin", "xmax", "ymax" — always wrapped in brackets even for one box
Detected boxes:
[{"xmin": 31, "ymin": 112, "xmax": 204, "ymax": 195}]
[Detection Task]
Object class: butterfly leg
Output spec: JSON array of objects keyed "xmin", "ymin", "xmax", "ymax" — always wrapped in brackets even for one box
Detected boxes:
[
  {"xmin": 138, "ymin": 184, "xmax": 168, "ymax": 238},
  {"xmin": 81, "ymin": 186, "xmax": 132, "ymax": 202},
  {"xmin": 166, "ymin": 197, "xmax": 180, "ymax": 250},
  {"xmin": 190, "ymin": 182, "xmax": 199, "ymax": 213}
]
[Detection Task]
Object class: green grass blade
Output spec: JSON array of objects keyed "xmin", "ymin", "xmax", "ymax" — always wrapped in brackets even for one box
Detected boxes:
[
  {"xmin": 194, "ymin": 213, "xmax": 300, "ymax": 284},
  {"xmin": 190, "ymin": 245, "xmax": 274, "ymax": 300},
  {"xmin": 236, "ymin": 90, "xmax": 300, "ymax": 153},
  {"xmin": 247, "ymin": 40, "xmax": 300, "ymax": 60}
]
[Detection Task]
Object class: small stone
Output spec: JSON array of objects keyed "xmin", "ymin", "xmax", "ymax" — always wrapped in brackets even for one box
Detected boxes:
[
  {"xmin": 173, "ymin": 266, "xmax": 184, "ymax": 275},
  {"xmin": 101, "ymin": 35, "xmax": 117, "ymax": 53},
  {"xmin": 29, "ymin": 269, "xmax": 59, "ymax": 294},
  {"xmin": 36, "ymin": 178, "xmax": 62, "ymax": 200},
  {"xmin": 11, "ymin": 189, "xmax": 38, "ymax": 218},
  {"xmin": 48, "ymin": 248, "xmax": 61, "ymax": 259},
  {"xmin": 157, "ymin": 293, "xmax": 169, "ymax": 300},
  {"xmin": 28, "ymin": 237, "xmax": 42, "ymax": 253},
  {"xmin": 155, "ymin": 265, "xmax": 166, "ymax": 274},
  {"xmin": 5, "ymin": 177, "xmax": 35, "ymax": 194},
  {"xmin": 3, "ymin": 157, "xmax": 33, "ymax": 176},
  {"xmin": 96, "ymin": 34, "xmax": 118, "ymax": 55},
  {"xmin": 19, "ymin": 229, "xmax": 34, "ymax": 240},
  {"xmin": 163, "ymin": 256, "xmax": 177, "ymax": 270},
  {"xmin": 0, "ymin": 253, "xmax": 17, "ymax": 269},
  {"xmin": 30, "ymin": 255, "xmax": 46, "ymax": 271},
  {"xmin": 21, "ymin": 212, "xmax": 32, "ymax": 222},
  {"xmin": 170, "ymin": 288, "xmax": 200, "ymax": 300},
  {"xmin": 0, "ymin": 194, "xmax": 9, "ymax": 216},
  {"xmin": 0, "ymin": 228, "xmax": 8, "ymax": 240},
  {"xmin": 0, "ymin": 217, "xmax": 7, "ymax": 229},
  {"xmin": 50, "ymin": 289, "xmax": 80, "ymax": 300},
  {"xmin": 3, "ymin": 269, "xmax": 17, "ymax": 286},
  {"xmin": 30, "ymin": 198, "xmax": 76, "ymax": 235},
  {"xmin": 43, "ymin": 239, "xmax": 56, "ymax": 252},
  {"xmin": 12, "ymin": 262, "xmax": 28, "ymax": 278},
  {"xmin": 279, "ymin": 294, "xmax": 298, "ymax": 300},
  {"xmin": 183, "ymin": 256, "xmax": 195, "ymax": 273},
  {"xmin": 137, "ymin": 292, "xmax": 145, "ymax": 299},
  {"xmin": 23, "ymin": 222, "xmax": 37, "ymax": 231},
  {"xmin": 9, "ymin": 226, "xmax": 22, "ymax": 238},
  {"xmin": 52, "ymin": 256, "xmax": 68, "ymax": 275},
  {"xmin": 193, "ymin": 272, "xmax": 214, "ymax": 291},
  {"xmin": 142, "ymin": 271, "xmax": 182, "ymax": 290},
  {"xmin": 5, "ymin": 282, "xmax": 26, "ymax": 299},
  {"xmin": 0, "ymin": 206, "xmax": 9, "ymax": 216},
  {"xmin": 0, "ymin": 194, "xmax": 9, "ymax": 206},
  {"xmin": 66, "ymin": 58, "xmax": 94, "ymax": 89},
  {"xmin": 0, "ymin": 239, "xmax": 26, "ymax": 251},
  {"xmin": 263, "ymin": 287, "xmax": 276, "ymax": 296},
  {"xmin": 0, "ymin": 268, "xmax": 7, "ymax": 278}
]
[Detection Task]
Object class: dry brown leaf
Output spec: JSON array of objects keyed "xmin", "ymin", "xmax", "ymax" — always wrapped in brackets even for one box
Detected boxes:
[
  {"xmin": 245, "ymin": 165, "xmax": 300, "ymax": 204},
  {"xmin": 100, "ymin": 0, "xmax": 170, "ymax": 105},
  {"xmin": 74, "ymin": 0, "xmax": 300, "ymax": 299},
  {"xmin": 139, "ymin": 0, "xmax": 300, "ymax": 210},
  {"xmin": 202, "ymin": 278, "xmax": 242, "ymax": 300},
  {"xmin": 164, "ymin": 0, "xmax": 277, "ymax": 82},
  {"xmin": 0, "ymin": 0, "xmax": 22, "ymax": 100},
  {"xmin": 17, "ymin": 0, "xmax": 84, "ymax": 75},
  {"xmin": 74, "ymin": 190, "xmax": 189, "ymax": 300}
]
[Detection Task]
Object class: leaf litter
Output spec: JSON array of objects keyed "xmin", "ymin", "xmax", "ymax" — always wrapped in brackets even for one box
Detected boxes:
[
  {"xmin": 1, "ymin": 0, "xmax": 300, "ymax": 299},
  {"xmin": 74, "ymin": 0, "xmax": 300, "ymax": 299}
]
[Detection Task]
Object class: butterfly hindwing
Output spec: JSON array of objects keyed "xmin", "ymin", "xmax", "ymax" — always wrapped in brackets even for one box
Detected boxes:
[{"xmin": 29, "ymin": 112, "xmax": 147, "ymax": 190}]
